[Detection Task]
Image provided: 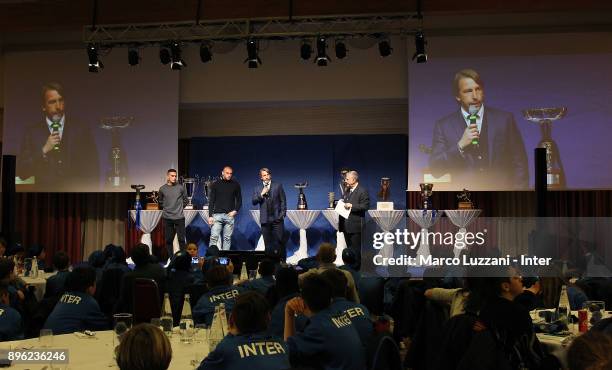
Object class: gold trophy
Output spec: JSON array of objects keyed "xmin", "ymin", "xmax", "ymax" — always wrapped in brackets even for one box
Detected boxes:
[
  {"xmin": 457, "ymin": 188, "xmax": 474, "ymax": 209},
  {"xmin": 419, "ymin": 183, "xmax": 434, "ymax": 210}
]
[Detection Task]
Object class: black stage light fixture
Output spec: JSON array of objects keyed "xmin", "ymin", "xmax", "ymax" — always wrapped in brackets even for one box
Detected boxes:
[
  {"xmin": 200, "ymin": 42, "xmax": 212, "ymax": 63},
  {"xmin": 315, "ymin": 36, "xmax": 330, "ymax": 66},
  {"xmin": 170, "ymin": 41, "xmax": 186, "ymax": 70},
  {"xmin": 300, "ymin": 40, "xmax": 312, "ymax": 60},
  {"xmin": 87, "ymin": 43, "xmax": 103, "ymax": 73},
  {"xmin": 159, "ymin": 45, "xmax": 171, "ymax": 65},
  {"xmin": 128, "ymin": 46, "xmax": 139, "ymax": 66},
  {"xmin": 245, "ymin": 39, "xmax": 261, "ymax": 68},
  {"xmin": 413, "ymin": 31, "xmax": 428, "ymax": 63},
  {"xmin": 335, "ymin": 39, "xmax": 347, "ymax": 59},
  {"xmin": 378, "ymin": 38, "xmax": 393, "ymax": 57}
]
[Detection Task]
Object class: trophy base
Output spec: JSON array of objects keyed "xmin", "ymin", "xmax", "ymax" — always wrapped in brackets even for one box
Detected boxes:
[
  {"xmin": 377, "ymin": 202, "xmax": 394, "ymax": 211},
  {"xmin": 146, "ymin": 203, "xmax": 159, "ymax": 210},
  {"xmin": 184, "ymin": 205, "xmax": 194, "ymax": 210},
  {"xmin": 203, "ymin": 205, "xmax": 209, "ymax": 210},
  {"xmin": 458, "ymin": 202, "xmax": 473, "ymax": 210}
]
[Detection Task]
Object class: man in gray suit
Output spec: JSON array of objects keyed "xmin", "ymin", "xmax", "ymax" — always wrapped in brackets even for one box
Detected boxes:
[
  {"xmin": 338, "ymin": 170, "xmax": 370, "ymax": 269},
  {"xmin": 429, "ymin": 69, "xmax": 528, "ymax": 190},
  {"xmin": 252, "ymin": 168, "xmax": 287, "ymax": 261}
]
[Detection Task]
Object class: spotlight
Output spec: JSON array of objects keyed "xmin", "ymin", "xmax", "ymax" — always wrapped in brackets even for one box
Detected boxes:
[
  {"xmin": 413, "ymin": 31, "xmax": 428, "ymax": 63},
  {"xmin": 87, "ymin": 43, "xmax": 103, "ymax": 73},
  {"xmin": 200, "ymin": 43, "xmax": 212, "ymax": 63},
  {"xmin": 300, "ymin": 40, "xmax": 312, "ymax": 60},
  {"xmin": 335, "ymin": 39, "xmax": 347, "ymax": 59},
  {"xmin": 159, "ymin": 46, "xmax": 171, "ymax": 65},
  {"xmin": 378, "ymin": 38, "xmax": 393, "ymax": 57},
  {"xmin": 170, "ymin": 41, "xmax": 186, "ymax": 70},
  {"xmin": 315, "ymin": 36, "xmax": 330, "ymax": 66},
  {"xmin": 128, "ymin": 46, "xmax": 139, "ymax": 66},
  {"xmin": 244, "ymin": 39, "xmax": 261, "ymax": 69}
]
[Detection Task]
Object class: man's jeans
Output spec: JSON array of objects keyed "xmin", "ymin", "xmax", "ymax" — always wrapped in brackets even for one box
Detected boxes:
[{"xmin": 210, "ymin": 213, "xmax": 235, "ymax": 250}]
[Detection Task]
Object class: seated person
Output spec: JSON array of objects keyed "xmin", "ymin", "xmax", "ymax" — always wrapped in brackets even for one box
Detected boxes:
[
  {"xmin": 44, "ymin": 266, "xmax": 109, "ymax": 334},
  {"xmin": 284, "ymin": 274, "xmax": 366, "ymax": 370},
  {"xmin": 115, "ymin": 244, "xmax": 167, "ymax": 313},
  {"xmin": 0, "ymin": 259, "xmax": 25, "ymax": 309},
  {"xmin": 25, "ymin": 244, "xmax": 46, "ymax": 275},
  {"xmin": 322, "ymin": 269, "xmax": 373, "ymax": 347},
  {"xmin": 241, "ymin": 258, "xmax": 275, "ymax": 295},
  {"xmin": 193, "ymin": 265, "xmax": 243, "ymax": 325},
  {"xmin": 167, "ymin": 251, "xmax": 196, "ymax": 324},
  {"xmin": 115, "ymin": 323, "xmax": 172, "ymax": 370},
  {"xmin": 103, "ymin": 245, "xmax": 130, "ymax": 273},
  {"xmin": 44, "ymin": 251, "xmax": 71, "ymax": 298},
  {"xmin": 198, "ymin": 291, "xmax": 290, "ymax": 370},
  {"xmin": 338, "ymin": 248, "xmax": 361, "ymax": 287},
  {"xmin": 514, "ymin": 276, "xmax": 544, "ymax": 311},
  {"xmin": 0, "ymin": 282, "xmax": 23, "ymax": 341},
  {"xmin": 567, "ymin": 330, "xmax": 612, "ymax": 370},
  {"xmin": 298, "ymin": 243, "xmax": 359, "ymax": 303},
  {"xmin": 267, "ymin": 267, "xmax": 308, "ymax": 338}
]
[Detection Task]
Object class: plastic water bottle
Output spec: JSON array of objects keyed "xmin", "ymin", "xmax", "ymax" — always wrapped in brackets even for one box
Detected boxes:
[
  {"xmin": 179, "ymin": 294, "xmax": 195, "ymax": 343},
  {"xmin": 31, "ymin": 256, "xmax": 39, "ymax": 278},
  {"xmin": 558, "ymin": 285, "xmax": 571, "ymax": 325},
  {"xmin": 240, "ymin": 262, "xmax": 248, "ymax": 281},
  {"xmin": 161, "ymin": 293, "xmax": 173, "ymax": 337},
  {"xmin": 209, "ymin": 304, "xmax": 225, "ymax": 350}
]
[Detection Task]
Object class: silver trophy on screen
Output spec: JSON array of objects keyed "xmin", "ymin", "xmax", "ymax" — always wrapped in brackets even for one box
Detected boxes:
[
  {"xmin": 419, "ymin": 183, "xmax": 434, "ymax": 210},
  {"xmin": 295, "ymin": 182, "xmax": 309, "ymax": 210},
  {"xmin": 522, "ymin": 107, "xmax": 567, "ymax": 189},
  {"xmin": 101, "ymin": 116, "xmax": 133, "ymax": 188},
  {"xmin": 182, "ymin": 177, "xmax": 197, "ymax": 210}
]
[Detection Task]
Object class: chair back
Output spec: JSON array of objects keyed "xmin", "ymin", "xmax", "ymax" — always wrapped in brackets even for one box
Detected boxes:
[
  {"xmin": 367, "ymin": 332, "xmax": 402, "ymax": 370},
  {"xmin": 132, "ymin": 278, "xmax": 161, "ymax": 324}
]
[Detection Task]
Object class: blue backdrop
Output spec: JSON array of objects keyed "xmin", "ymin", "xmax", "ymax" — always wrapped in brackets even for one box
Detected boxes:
[{"xmin": 187, "ymin": 134, "xmax": 407, "ymax": 258}]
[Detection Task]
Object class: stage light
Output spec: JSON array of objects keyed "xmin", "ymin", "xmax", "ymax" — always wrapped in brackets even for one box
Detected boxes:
[
  {"xmin": 170, "ymin": 41, "xmax": 186, "ymax": 70},
  {"xmin": 378, "ymin": 38, "xmax": 393, "ymax": 57},
  {"xmin": 200, "ymin": 43, "xmax": 212, "ymax": 63},
  {"xmin": 87, "ymin": 43, "xmax": 103, "ymax": 73},
  {"xmin": 159, "ymin": 46, "xmax": 171, "ymax": 65},
  {"xmin": 127, "ymin": 47, "xmax": 139, "ymax": 66},
  {"xmin": 300, "ymin": 40, "xmax": 312, "ymax": 60},
  {"xmin": 335, "ymin": 39, "xmax": 347, "ymax": 59},
  {"xmin": 245, "ymin": 39, "xmax": 261, "ymax": 68},
  {"xmin": 315, "ymin": 36, "xmax": 330, "ymax": 66},
  {"xmin": 413, "ymin": 31, "xmax": 427, "ymax": 63}
]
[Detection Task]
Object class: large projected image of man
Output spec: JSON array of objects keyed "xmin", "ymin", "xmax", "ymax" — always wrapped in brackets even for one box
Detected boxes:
[
  {"xmin": 17, "ymin": 83, "xmax": 99, "ymax": 189},
  {"xmin": 429, "ymin": 69, "xmax": 528, "ymax": 189}
]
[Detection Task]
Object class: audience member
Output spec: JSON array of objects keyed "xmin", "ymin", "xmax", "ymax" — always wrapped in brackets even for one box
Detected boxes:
[
  {"xmin": 193, "ymin": 265, "xmax": 243, "ymax": 325},
  {"xmin": 284, "ymin": 274, "xmax": 366, "ymax": 370},
  {"xmin": 567, "ymin": 330, "xmax": 612, "ymax": 370},
  {"xmin": 514, "ymin": 275, "xmax": 544, "ymax": 311},
  {"xmin": 25, "ymin": 244, "xmax": 46, "ymax": 274},
  {"xmin": 339, "ymin": 248, "xmax": 361, "ymax": 286},
  {"xmin": 0, "ymin": 281, "xmax": 23, "ymax": 341},
  {"xmin": 103, "ymin": 245, "xmax": 130, "ymax": 273},
  {"xmin": 267, "ymin": 267, "xmax": 308, "ymax": 338},
  {"xmin": 198, "ymin": 291, "xmax": 290, "ymax": 370},
  {"xmin": 115, "ymin": 323, "xmax": 172, "ymax": 370},
  {"xmin": 44, "ymin": 266, "xmax": 109, "ymax": 334},
  {"xmin": 167, "ymin": 251, "xmax": 196, "ymax": 324},
  {"xmin": 44, "ymin": 251, "xmax": 70, "ymax": 298},
  {"xmin": 242, "ymin": 258, "xmax": 275, "ymax": 295}
]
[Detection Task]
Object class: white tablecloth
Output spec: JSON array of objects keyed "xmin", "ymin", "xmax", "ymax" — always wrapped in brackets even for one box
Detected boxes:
[
  {"xmin": 368, "ymin": 210, "xmax": 405, "ymax": 263},
  {"xmin": 321, "ymin": 210, "xmax": 347, "ymax": 266},
  {"xmin": 286, "ymin": 210, "xmax": 321, "ymax": 264},
  {"xmin": 1, "ymin": 329, "xmax": 210, "ymax": 370},
  {"xmin": 407, "ymin": 210, "xmax": 444, "ymax": 263},
  {"xmin": 129, "ymin": 210, "xmax": 207, "ymax": 254},
  {"xmin": 444, "ymin": 209, "xmax": 482, "ymax": 257},
  {"xmin": 249, "ymin": 210, "xmax": 266, "ymax": 252}
]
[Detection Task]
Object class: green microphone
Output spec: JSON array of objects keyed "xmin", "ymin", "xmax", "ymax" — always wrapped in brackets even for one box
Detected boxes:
[
  {"xmin": 468, "ymin": 105, "xmax": 479, "ymax": 146},
  {"xmin": 51, "ymin": 115, "xmax": 61, "ymax": 151}
]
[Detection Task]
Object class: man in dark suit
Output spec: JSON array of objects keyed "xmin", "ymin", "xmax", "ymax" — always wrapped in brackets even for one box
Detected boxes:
[
  {"xmin": 429, "ymin": 69, "xmax": 528, "ymax": 190},
  {"xmin": 338, "ymin": 170, "xmax": 370, "ymax": 268},
  {"xmin": 252, "ymin": 168, "xmax": 287, "ymax": 261},
  {"xmin": 17, "ymin": 82, "xmax": 99, "ymax": 190}
]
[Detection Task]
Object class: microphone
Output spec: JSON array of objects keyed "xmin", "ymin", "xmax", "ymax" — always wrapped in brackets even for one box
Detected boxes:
[
  {"xmin": 51, "ymin": 114, "xmax": 61, "ymax": 151},
  {"xmin": 263, "ymin": 182, "xmax": 271, "ymax": 197},
  {"xmin": 468, "ymin": 105, "xmax": 479, "ymax": 146}
]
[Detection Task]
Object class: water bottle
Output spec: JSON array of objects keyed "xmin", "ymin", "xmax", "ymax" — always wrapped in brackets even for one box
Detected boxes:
[
  {"xmin": 179, "ymin": 294, "xmax": 195, "ymax": 343},
  {"xmin": 31, "ymin": 256, "xmax": 39, "ymax": 278},
  {"xmin": 161, "ymin": 293, "xmax": 173, "ymax": 337},
  {"xmin": 557, "ymin": 285, "xmax": 571, "ymax": 325},
  {"xmin": 240, "ymin": 262, "xmax": 248, "ymax": 281},
  {"xmin": 209, "ymin": 305, "xmax": 224, "ymax": 350}
]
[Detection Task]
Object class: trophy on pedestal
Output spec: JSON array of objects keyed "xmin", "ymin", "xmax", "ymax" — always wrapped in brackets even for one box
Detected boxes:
[
  {"xmin": 457, "ymin": 188, "xmax": 474, "ymax": 209},
  {"xmin": 146, "ymin": 191, "xmax": 160, "ymax": 210},
  {"xmin": 328, "ymin": 192, "xmax": 335, "ymax": 209},
  {"xmin": 202, "ymin": 176, "xmax": 214, "ymax": 210},
  {"xmin": 295, "ymin": 182, "xmax": 308, "ymax": 210},
  {"xmin": 101, "ymin": 116, "xmax": 133, "ymax": 189},
  {"xmin": 130, "ymin": 184, "xmax": 145, "ymax": 210},
  {"xmin": 419, "ymin": 183, "xmax": 434, "ymax": 210},
  {"xmin": 522, "ymin": 107, "xmax": 567, "ymax": 189},
  {"xmin": 181, "ymin": 177, "xmax": 197, "ymax": 210},
  {"xmin": 378, "ymin": 177, "xmax": 391, "ymax": 201}
]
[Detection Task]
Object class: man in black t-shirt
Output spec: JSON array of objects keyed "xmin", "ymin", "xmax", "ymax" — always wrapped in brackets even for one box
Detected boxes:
[{"xmin": 208, "ymin": 166, "xmax": 242, "ymax": 251}]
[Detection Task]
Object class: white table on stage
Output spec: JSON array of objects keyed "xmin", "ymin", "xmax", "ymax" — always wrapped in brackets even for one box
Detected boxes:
[
  {"xmin": 1, "ymin": 329, "xmax": 210, "ymax": 370},
  {"xmin": 129, "ymin": 210, "xmax": 207, "ymax": 254},
  {"xmin": 286, "ymin": 210, "xmax": 321, "ymax": 264},
  {"xmin": 321, "ymin": 209, "xmax": 347, "ymax": 266},
  {"xmin": 368, "ymin": 210, "xmax": 406, "ymax": 264},
  {"xmin": 407, "ymin": 209, "xmax": 444, "ymax": 264},
  {"xmin": 444, "ymin": 209, "xmax": 482, "ymax": 258},
  {"xmin": 249, "ymin": 210, "xmax": 266, "ymax": 252}
]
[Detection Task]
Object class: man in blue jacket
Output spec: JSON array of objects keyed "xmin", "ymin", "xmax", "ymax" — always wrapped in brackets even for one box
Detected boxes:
[
  {"xmin": 0, "ymin": 282, "xmax": 23, "ymax": 341},
  {"xmin": 284, "ymin": 274, "xmax": 366, "ymax": 370},
  {"xmin": 193, "ymin": 265, "xmax": 243, "ymax": 325},
  {"xmin": 252, "ymin": 168, "xmax": 286, "ymax": 261},
  {"xmin": 44, "ymin": 266, "xmax": 109, "ymax": 334},
  {"xmin": 44, "ymin": 251, "xmax": 71, "ymax": 298},
  {"xmin": 198, "ymin": 291, "xmax": 289, "ymax": 370},
  {"xmin": 241, "ymin": 258, "xmax": 275, "ymax": 296}
]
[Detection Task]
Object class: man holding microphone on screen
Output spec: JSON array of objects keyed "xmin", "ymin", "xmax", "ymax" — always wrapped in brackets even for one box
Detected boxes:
[{"xmin": 429, "ymin": 69, "xmax": 528, "ymax": 189}]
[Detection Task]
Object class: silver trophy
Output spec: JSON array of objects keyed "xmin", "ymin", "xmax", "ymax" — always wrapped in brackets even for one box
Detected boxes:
[
  {"xmin": 101, "ymin": 116, "xmax": 133, "ymax": 188},
  {"xmin": 522, "ymin": 107, "xmax": 567, "ymax": 189},
  {"xmin": 419, "ymin": 183, "xmax": 434, "ymax": 210},
  {"xmin": 294, "ymin": 182, "xmax": 309, "ymax": 210},
  {"xmin": 328, "ymin": 192, "xmax": 335, "ymax": 209},
  {"xmin": 202, "ymin": 176, "xmax": 214, "ymax": 210},
  {"xmin": 181, "ymin": 177, "xmax": 197, "ymax": 210}
]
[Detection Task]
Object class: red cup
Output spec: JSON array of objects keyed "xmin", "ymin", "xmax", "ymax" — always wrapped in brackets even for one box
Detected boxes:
[{"xmin": 578, "ymin": 309, "xmax": 588, "ymax": 332}]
